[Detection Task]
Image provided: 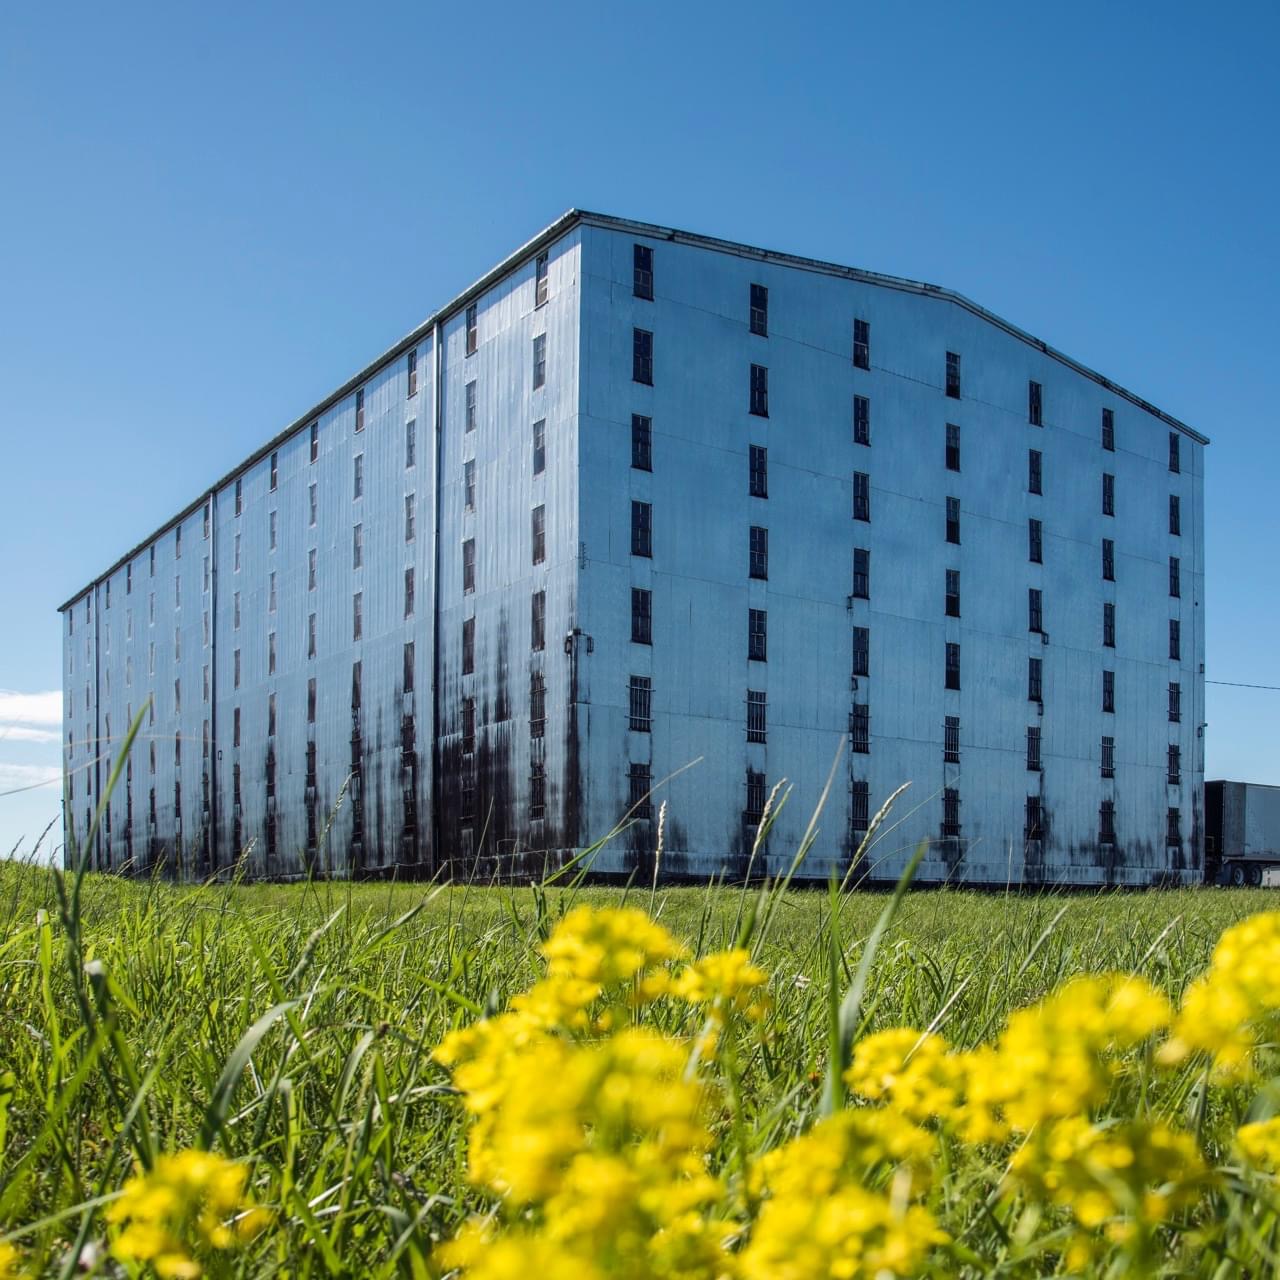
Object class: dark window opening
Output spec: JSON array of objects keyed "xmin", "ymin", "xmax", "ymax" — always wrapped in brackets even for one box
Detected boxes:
[
  {"xmin": 631, "ymin": 500, "xmax": 652, "ymax": 558},
  {"xmin": 944, "ymin": 715, "xmax": 960, "ymax": 764},
  {"xmin": 1103, "ymin": 601, "xmax": 1116, "ymax": 648},
  {"xmin": 854, "ymin": 471, "xmax": 871, "ymax": 522},
  {"xmin": 465, "ymin": 303, "xmax": 477, "ymax": 355},
  {"xmin": 462, "ymin": 697, "xmax": 475, "ymax": 754},
  {"xmin": 1102, "ymin": 537, "xmax": 1115, "ymax": 582},
  {"xmin": 1026, "ymin": 725, "xmax": 1042, "ymax": 771},
  {"xmin": 945, "ymin": 351, "xmax": 961, "ymax": 399},
  {"xmin": 750, "ymin": 282, "xmax": 768, "ymax": 336},
  {"xmin": 942, "ymin": 787, "xmax": 961, "ymax": 838},
  {"xmin": 946, "ymin": 422, "xmax": 960, "ymax": 471},
  {"xmin": 1169, "ymin": 682, "xmax": 1181, "ymax": 723},
  {"xmin": 1029, "ymin": 517, "xmax": 1043, "ymax": 564},
  {"xmin": 1102, "ymin": 408, "xmax": 1114, "ymax": 451},
  {"xmin": 854, "ymin": 395, "xmax": 871, "ymax": 446},
  {"xmin": 631, "ymin": 588, "xmax": 652, "ymax": 645},
  {"xmin": 1170, "ymin": 618, "xmax": 1181, "ymax": 661},
  {"xmin": 945, "ymin": 495, "xmax": 960, "ymax": 544},
  {"xmin": 1170, "ymin": 494, "xmax": 1181, "ymax": 536},
  {"xmin": 852, "ymin": 780, "xmax": 870, "ymax": 833},
  {"xmin": 745, "ymin": 768, "xmax": 767, "ymax": 822},
  {"xmin": 1029, "ymin": 379, "xmax": 1042, "ymax": 426},
  {"xmin": 532, "ymin": 333, "xmax": 547, "ymax": 389},
  {"xmin": 1168, "ymin": 744, "xmax": 1182, "ymax": 785},
  {"xmin": 852, "ymin": 625, "xmax": 870, "ymax": 678},
  {"xmin": 749, "ymin": 525, "xmax": 769, "ymax": 580},
  {"xmin": 1029, "ymin": 448, "xmax": 1042, "ymax": 495},
  {"xmin": 531, "ymin": 590, "xmax": 546, "ymax": 652},
  {"xmin": 1100, "ymin": 800, "xmax": 1116, "ymax": 845},
  {"xmin": 462, "ymin": 617, "xmax": 475, "ymax": 675},
  {"xmin": 632, "ymin": 414, "xmax": 652, "ymax": 471},
  {"xmin": 633, "ymin": 244, "xmax": 653, "ymax": 300},
  {"xmin": 1103, "ymin": 472, "xmax": 1115, "ymax": 517},
  {"xmin": 748, "ymin": 608, "xmax": 767, "ymax": 662},
  {"xmin": 1169, "ymin": 431, "xmax": 1181, "ymax": 474},
  {"xmin": 633, "ymin": 328, "xmax": 653, "ymax": 384},
  {"xmin": 749, "ymin": 444, "xmax": 768, "ymax": 498},
  {"xmin": 750, "ymin": 363, "xmax": 769, "ymax": 417},
  {"xmin": 747, "ymin": 689, "xmax": 767, "ymax": 743},
  {"xmin": 1029, "ymin": 587, "xmax": 1043, "ymax": 634},
  {"xmin": 629, "ymin": 676, "xmax": 652, "ymax": 732},
  {"xmin": 851, "ymin": 703, "xmax": 870, "ymax": 754},
  {"xmin": 1103, "ymin": 669, "xmax": 1115, "ymax": 714},
  {"xmin": 532, "ymin": 505, "xmax": 546, "ymax": 565},
  {"xmin": 1029, "ymin": 656, "xmax": 1043, "ymax": 702},
  {"xmin": 533, "ymin": 418, "xmax": 546, "ymax": 475},
  {"xmin": 535, "ymin": 251, "xmax": 549, "ymax": 308},
  {"xmin": 945, "ymin": 568, "xmax": 960, "ymax": 617},
  {"xmin": 1170, "ymin": 556, "xmax": 1181, "ymax": 598},
  {"xmin": 853, "ymin": 318, "xmax": 870, "ymax": 370},
  {"xmin": 853, "ymin": 547, "xmax": 870, "ymax": 600},
  {"xmin": 630, "ymin": 762, "xmax": 653, "ymax": 819},
  {"xmin": 1101, "ymin": 735, "xmax": 1115, "ymax": 779},
  {"xmin": 530, "ymin": 673, "xmax": 546, "ymax": 739},
  {"xmin": 530, "ymin": 764, "xmax": 546, "ymax": 820},
  {"xmin": 945, "ymin": 642, "xmax": 961, "ymax": 691}
]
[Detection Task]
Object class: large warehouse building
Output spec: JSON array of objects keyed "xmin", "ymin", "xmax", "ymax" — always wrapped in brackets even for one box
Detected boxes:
[{"xmin": 61, "ymin": 211, "xmax": 1207, "ymax": 885}]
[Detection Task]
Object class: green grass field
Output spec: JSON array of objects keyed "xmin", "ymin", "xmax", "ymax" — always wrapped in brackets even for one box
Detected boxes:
[{"xmin": 3, "ymin": 854, "xmax": 1280, "ymax": 1277}]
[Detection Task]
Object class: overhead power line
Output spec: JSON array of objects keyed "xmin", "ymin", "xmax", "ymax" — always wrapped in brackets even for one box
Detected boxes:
[{"xmin": 1207, "ymin": 680, "xmax": 1280, "ymax": 692}]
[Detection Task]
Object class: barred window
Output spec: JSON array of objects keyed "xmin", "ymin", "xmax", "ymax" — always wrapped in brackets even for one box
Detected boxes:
[
  {"xmin": 746, "ymin": 689, "xmax": 767, "ymax": 743},
  {"xmin": 1169, "ymin": 618, "xmax": 1181, "ymax": 660},
  {"xmin": 1101, "ymin": 735, "xmax": 1115, "ymax": 778},
  {"xmin": 1169, "ymin": 681, "xmax": 1181, "ymax": 723},
  {"xmin": 1167, "ymin": 807, "xmax": 1182, "ymax": 845},
  {"xmin": 745, "ymin": 768, "xmax": 767, "ymax": 821},
  {"xmin": 1100, "ymin": 799, "xmax": 1116, "ymax": 844},
  {"xmin": 531, "ymin": 590, "xmax": 546, "ymax": 652},
  {"xmin": 851, "ymin": 779, "xmax": 870, "ymax": 832},
  {"xmin": 629, "ymin": 762, "xmax": 653, "ymax": 818},
  {"xmin": 1168, "ymin": 744, "xmax": 1182, "ymax": 785},
  {"xmin": 530, "ymin": 763, "xmax": 546, "ymax": 820},
  {"xmin": 629, "ymin": 676, "xmax": 652, "ymax": 732},
  {"xmin": 1102, "ymin": 538, "xmax": 1115, "ymax": 582},
  {"xmin": 1170, "ymin": 556, "xmax": 1181, "ymax": 598},
  {"xmin": 530, "ymin": 673, "xmax": 546, "ymax": 739},
  {"xmin": 1026, "ymin": 725, "xmax": 1042, "ymax": 771},
  {"xmin": 1029, "ymin": 588, "xmax": 1043, "ymax": 633},
  {"xmin": 942, "ymin": 787, "xmax": 961, "ymax": 838},
  {"xmin": 851, "ymin": 703, "xmax": 870, "ymax": 754},
  {"xmin": 1169, "ymin": 431, "xmax": 1181, "ymax": 474},
  {"xmin": 944, "ymin": 715, "xmax": 960, "ymax": 764},
  {"xmin": 1170, "ymin": 494, "xmax": 1181, "ymax": 535},
  {"xmin": 1025, "ymin": 795, "xmax": 1042, "ymax": 840}
]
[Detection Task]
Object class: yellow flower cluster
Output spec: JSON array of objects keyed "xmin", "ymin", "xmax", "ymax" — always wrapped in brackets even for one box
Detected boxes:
[
  {"xmin": 1236, "ymin": 1116, "xmax": 1280, "ymax": 1171},
  {"xmin": 1161, "ymin": 911, "xmax": 1280, "ymax": 1077},
  {"xmin": 0, "ymin": 1242, "xmax": 21, "ymax": 1280},
  {"xmin": 107, "ymin": 1150, "xmax": 269, "ymax": 1279}
]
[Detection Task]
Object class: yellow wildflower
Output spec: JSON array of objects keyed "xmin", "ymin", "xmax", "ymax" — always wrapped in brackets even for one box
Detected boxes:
[
  {"xmin": 845, "ymin": 1028, "xmax": 962, "ymax": 1123},
  {"xmin": 542, "ymin": 906, "xmax": 687, "ymax": 986},
  {"xmin": 107, "ymin": 1150, "xmax": 267, "ymax": 1278},
  {"xmin": 671, "ymin": 948, "xmax": 771, "ymax": 1021},
  {"xmin": 1236, "ymin": 1117, "xmax": 1280, "ymax": 1171},
  {"xmin": 0, "ymin": 1243, "xmax": 22, "ymax": 1280}
]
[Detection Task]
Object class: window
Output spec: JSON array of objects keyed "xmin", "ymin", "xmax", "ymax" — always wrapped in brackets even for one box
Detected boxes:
[
  {"xmin": 465, "ymin": 303, "xmax": 477, "ymax": 355},
  {"xmin": 462, "ymin": 697, "xmax": 476, "ymax": 753},
  {"xmin": 308, "ymin": 548, "xmax": 317, "ymax": 591},
  {"xmin": 307, "ymin": 676, "xmax": 316, "ymax": 724},
  {"xmin": 233, "ymin": 707, "xmax": 241, "ymax": 748},
  {"xmin": 267, "ymin": 695, "xmax": 276, "ymax": 737},
  {"xmin": 749, "ymin": 525, "xmax": 768, "ymax": 580},
  {"xmin": 853, "ymin": 395, "xmax": 870, "ymax": 445},
  {"xmin": 268, "ymin": 571, "xmax": 277, "ymax": 612},
  {"xmin": 268, "ymin": 631, "xmax": 276, "ymax": 675},
  {"xmin": 310, "ymin": 421, "xmax": 319, "ymax": 463},
  {"xmin": 532, "ymin": 418, "xmax": 546, "ymax": 475},
  {"xmin": 944, "ymin": 715, "xmax": 960, "ymax": 764},
  {"xmin": 405, "ymin": 494, "xmax": 416, "ymax": 543},
  {"xmin": 632, "ymin": 414, "xmax": 652, "ymax": 471},
  {"xmin": 406, "ymin": 419, "xmax": 416, "ymax": 468},
  {"xmin": 269, "ymin": 451, "xmax": 278, "ymax": 492},
  {"xmin": 745, "ymin": 769, "xmax": 767, "ymax": 823},
  {"xmin": 1170, "ymin": 494, "xmax": 1181, "ymax": 536},
  {"xmin": 750, "ymin": 283, "xmax": 768, "ymax": 336},
  {"xmin": 1026, "ymin": 725, "xmax": 1042, "ymax": 771},
  {"xmin": 1029, "ymin": 518, "xmax": 1042, "ymax": 564},
  {"xmin": 747, "ymin": 689, "xmax": 767, "ymax": 743},
  {"xmin": 1102, "ymin": 472, "xmax": 1115, "ymax": 516},
  {"xmin": 353, "ymin": 387, "xmax": 365, "ymax": 433},
  {"xmin": 1169, "ymin": 682, "xmax": 1181, "ymax": 722},
  {"xmin": 1029, "ymin": 448, "xmax": 1042, "ymax": 495},
  {"xmin": 1102, "ymin": 538, "xmax": 1115, "ymax": 582},
  {"xmin": 946, "ymin": 422, "xmax": 960, "ymax": 471},
  {"xmin": 465, "ymin": 379, "xmax": 477, "ymax": 432},
  {"xmin": 854, "ymin": 472, "xmax": 871, "ymax": 522},
  {"xmin": 629, "ymin": 676, "xmax": 652, "ymax": 732},
  {"xmin": 1169, "ymin": 618, "xmax": 1181, "ymax": 660},
  {"xmin": 353, "ymin": 523, "xmax": 363, "ymax": 569},
  {"xmin": 268, "ymin": 510, "xmax": 277, "ymax": 552},
  {"xmin": 353, "ymin": 454, "xmax": 363, "ymax": 500},
  {"xmin": 1029, "ymin": 587, "xmax": 1043, "ymax": 633},
  {"xmin": 1169, "ymin": 431, "xmax": 1181, "ymax": 474},
  {"xmin": 633, "ymin": 244, "xmax": 653, "ymax": 300},
  {"xmin": 352, "ymin": 660, "xmax": 362, "ymax": 709},
  {"xmin": 852, "ymin": 780, "xmax": 870, "ymax": 833},
  {"xmin": 1028, "ymin": 380, "xmax": 1042, "ymax": 425},
  {"xmin": 233, "ymin": 591, "xmax": 241, "ymax": 629},
  {"xmin": 404, "ymin": 567, "xmax": 415, "ymax": 619},
  {"xmin": 531, "ymin": 590, "xmax": 546, "ymax": 652},
  {"xmin": 1100, "ymin": 800, "xmax": 1116, "ymax": 845},
  {"xmin": 1169, "ymin": 556, "xmax": 1181, "ymax": 598},
  {"xmin": 462, "ymin": 617, "xmax": 475, "ymax": 675},
  {"xmin": 748, "ymin": 608, "xmax": 767, "ymax": 661},
  {"xmin": 308, "ymin": 484, "xmax": 317, "ymax": 528},
  {"xmin": 945, "ymin": 569, "xmax": 960, "ymax": 618},
  {"xmin": 308, "ymin": 612, "xmax": 316, "ymax": 659},
  {"xmin": 462, "ymin": 539, "xmax": 476, "ymax": 594},
  {"xmin": 1029, "ymin": 656, "xmax": 1043, "ymax": 702},
  {"xmin": 631, "ymin": 500, "xmax": 652, "ymax": 557},
  {"xmin": 1103, "ymin": 601, "xmax": 1116, "ymax": 648},
  {"xmin": 233, "ymin": 648, "xmax": 241, "ymax": 689},
  {"xmin": 942, "ymin": 788, "xmax": 961, "ymax": 838},
  {"xmin": 1168, "ymin": 744, "xmax": 1182, "ymax": 785},
  {"xmin": 463, "ymin": 459, "xmax": 476, "ymax": 512},
  {"xmin": 851, "ymin": 703, "xmax": 870, "ymax": 753},
  {"xmin": 631, "ymin": 588, "xmax": 652, "ymax": 644},
  {"xmin": 945, "ymin": 350, "xmax": 961, "ymax": 399},
  {"xmin": 750, "ymin": 363, "xmax": 769, "ymax": 417},
  {"xmin": 945, "ymin": 642, "xmax": 961, "ymax": 691},
  {"xmin": 1101, "ymin": 735, "xmax": 1115, "ymax": 778},
  {"xmin": 1103, "ymin": 669, "xmax": 1115, "ymax": 713},
  {"xmin": 629, "ymin": 762, "xmax": 653, "ymax": 818},
  {"xmin": 853, "ymin": 547, "xmax": 870, "ymax": 599},
  {"xmin": 749, "ymin": 445, "xmax": 768, "ymax": 497},
  {"xmin": 532, "ymin": 333, "xmax": 547, "ymax": 389},
  {"xmin": 535, "ymin": 251, "xmax": 549, "ymax": 307},
  {"xmin": 530, "ymin": 673, "xmax": 546, "ymax": 738},
  {"xmin": 531, "ymin": 505, "xmax": 546, "ymax": 564},
  {"xmin": 530, "ymin": 764, "xmax": 546, "ymax": 820},
  {"xmin": 176, "ymin": 526, "xmax": 182, "ymax": 559},
  {"xmin": 853, "ymin": 318, "xmax": 870, "ymax": 370},
  {"xmin": 945, "ymin": 496, "xmax": 960, "ymax": 544},
  {"xmin": 353, "ymin": 592, "xmax": 362, "ymax": 641},
  {"xmin": 1102, "ymin": 408, "xmax": 1114, "ymax": 451},
  {"xmin": 852, "ymin": 626, "xmax": 869, "ymax": 677},
  {"xmin": 633, "ymin": 328, "xmax": 653, "ymax": 384},
  {"xmin": 234, "ymin": 477, "xmax": 243, "ymax": 516},
  {"xmin": 407, "ymin": 349, "xmax": 418, "ymax": 397},
  {"xmin": 1167, "ymin": 807, "xmax": 1182, "ymax": 845}
]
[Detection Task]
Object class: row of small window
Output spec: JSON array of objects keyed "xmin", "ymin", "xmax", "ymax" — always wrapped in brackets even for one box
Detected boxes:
[
  {"xmin": 926, "ymin": 792, "xmax": 1184, "ymax": 847},
  {"xmin": 457, "ymin": 593, "xmax": 549, "ymax": 673},
  {"xmin": 463, "ymin": 251, "xmax": 550, "ymax": 357},
  {"xmin": 623, "ymin": 762, "xmax": 774, "ymax": 826},
  {"xmin": 457, "ymin": 673, "xmax": 547, "ymax": 755},
  {"xmin": 459, "ymin": 508, "xmax": 547, "ymax": 596}
]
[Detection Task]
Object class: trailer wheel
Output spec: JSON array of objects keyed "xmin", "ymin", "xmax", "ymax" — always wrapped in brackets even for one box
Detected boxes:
[
  {"xmin": 1230, "ymin": 863, "xmax": 1247, "ymax": 887},
  {"xmin": 1249, "ymin": 864, "xmax": 1265, "ymax": 887}
]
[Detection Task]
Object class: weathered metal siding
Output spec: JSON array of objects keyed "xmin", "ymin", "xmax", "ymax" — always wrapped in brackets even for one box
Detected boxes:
[
  {"xmin": 575, "ymin": 225, "xmax": 1205, "ymax": 885},
  {"xmin": 434, "ymin": 233, "xmax": 583, "ymax": 874}
]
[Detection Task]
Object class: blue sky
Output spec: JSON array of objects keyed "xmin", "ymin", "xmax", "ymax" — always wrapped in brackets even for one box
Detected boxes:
[{"xmin": 2, "ymin": 1, "xmax": 1277, "ymax": 859}]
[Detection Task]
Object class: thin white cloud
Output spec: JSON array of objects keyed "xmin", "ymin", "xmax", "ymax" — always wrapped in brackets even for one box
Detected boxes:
[
  {"xmin": 0, "ymin": 763, "xmax": 62, "ymax": 793},
  {"xmin": 0, "ymin": 690, "xmax": 63, "ymax": 727},
  {"xmin": 0, "ymin": 726, "xmax": 61, "ymax": 744}
]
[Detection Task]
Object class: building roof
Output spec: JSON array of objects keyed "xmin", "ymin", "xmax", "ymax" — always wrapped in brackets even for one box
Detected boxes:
[{"xmin": 60, "ymin": 208, "xmax": 1208, "ymax": 611}]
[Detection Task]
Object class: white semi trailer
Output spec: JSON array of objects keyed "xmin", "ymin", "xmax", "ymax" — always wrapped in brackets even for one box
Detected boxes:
[{"xmin": 1207, "ymin": 781, "xmax": 1280, "ymax": 886}]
